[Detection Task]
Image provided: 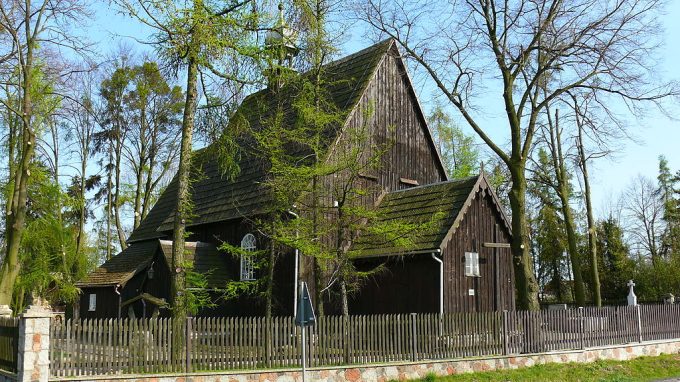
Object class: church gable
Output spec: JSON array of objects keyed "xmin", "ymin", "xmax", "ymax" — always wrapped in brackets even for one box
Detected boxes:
[{"xmin": 340, "ymin": 42, "xmax": 447, "ymax": 194}]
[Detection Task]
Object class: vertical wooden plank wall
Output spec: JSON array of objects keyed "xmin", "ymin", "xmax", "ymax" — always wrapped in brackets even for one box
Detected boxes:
[{"xmin": 442, "ymin": 191, "xmax": 514, "ymax": 313}]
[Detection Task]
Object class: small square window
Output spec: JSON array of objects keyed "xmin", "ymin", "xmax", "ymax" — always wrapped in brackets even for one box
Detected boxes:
[
  {"xmin": 464, "ymin": 252, "xmax": 480, "ymax": 277},
  {"xmin": 88, "ymin": 294, "xmax": 96, "ymax": 311}
]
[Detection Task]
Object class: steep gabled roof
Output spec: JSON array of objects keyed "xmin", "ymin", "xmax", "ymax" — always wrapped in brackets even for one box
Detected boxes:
[
  {"xmin": 128, "ymin": 39, "xmax": 394, "ymax": 243},
  {"xmin": 354, "ymin": 173, "xmax": 511, "ymax": 258}
]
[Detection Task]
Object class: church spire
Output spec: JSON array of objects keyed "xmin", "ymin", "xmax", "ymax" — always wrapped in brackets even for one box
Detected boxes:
[{"xmin": 265, "ymin": 3, "xmax": 298, "ymax": 66}]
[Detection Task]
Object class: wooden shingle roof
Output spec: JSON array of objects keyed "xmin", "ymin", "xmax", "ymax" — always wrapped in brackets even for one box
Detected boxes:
[
  {"xmin": 128, "ymin": 39, "xmax": 394, "ymax": 243},
  {"xmin": 354, "ymin": 173, "xmax": 510, "ymax": 258},
  {"xmin": 78, "ymin": 240, "xmax": 226, "ymax": 288},
  {"xmin": 76, "ymin": 240, "xmax": 159, "ymax": 287}
]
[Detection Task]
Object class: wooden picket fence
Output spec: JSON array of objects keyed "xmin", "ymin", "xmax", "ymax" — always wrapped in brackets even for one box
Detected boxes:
[
  {"xmin": 48, "ymin": 305, "xmax": 680, "ymax": 377},
  {"xmin": 0, "ymin": 317, "xmax": 19, "ymax": 373}
]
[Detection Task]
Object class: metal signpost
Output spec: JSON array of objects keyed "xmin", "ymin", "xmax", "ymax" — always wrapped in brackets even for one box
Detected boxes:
[{"xmin": 295, "ymin": 281, "xmax": 316, "ymax": 382}]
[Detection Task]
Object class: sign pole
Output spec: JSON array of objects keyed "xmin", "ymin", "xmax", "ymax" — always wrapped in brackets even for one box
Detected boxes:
[
  {"xmin": 296, "ymin": 281, "xmax": 316, "ymax": 382},
  {"xmin": 301, "ymin": 323, "xmax": 306, "ymax": 382}
]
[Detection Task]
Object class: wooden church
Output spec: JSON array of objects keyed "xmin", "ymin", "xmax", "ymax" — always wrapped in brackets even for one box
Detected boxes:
[{"xmin": 77, "ymin": 39, "xmax": 515, "ymax": 318}]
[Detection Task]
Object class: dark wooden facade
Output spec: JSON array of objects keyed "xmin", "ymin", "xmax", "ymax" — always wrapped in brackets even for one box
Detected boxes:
[
  {"xmin": 78, "ymin": 39, "xmax": 515, "ymax": 318},
  {"xmin": 349, "ymin": 180, "xmax": 514, "ymax": 314},
  {"xmin": 441, "ymin": 189, "xmax": 515, "ymax": 313}
]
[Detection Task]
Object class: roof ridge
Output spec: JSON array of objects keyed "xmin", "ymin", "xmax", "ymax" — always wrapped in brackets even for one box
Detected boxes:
[
  {"xmin": 237, "ymin": 39, "xmax": 394, "ymax": 105},
  {"xmin": 324, "ymin": 38, "xmax": 394, "ymax": 69},
  {"xmin": 386, "ymin": 175, "xmax": 479, "ymax": 195}
]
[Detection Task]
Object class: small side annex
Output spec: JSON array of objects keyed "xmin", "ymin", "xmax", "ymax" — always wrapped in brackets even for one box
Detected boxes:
[
  {"xmin": 76, "ymin": 240, "xmax": 234, "ymax": 319},
  {"xmin": 350, "ymin": 173, "xmax": 515, "ymax": 314}
]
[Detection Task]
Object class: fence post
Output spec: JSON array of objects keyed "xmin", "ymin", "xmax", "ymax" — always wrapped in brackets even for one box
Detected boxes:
[
  {"xmin": 410, "ymin": 313, "xmax": 417, "ymax": 361},
  {"xmin": 578, "ymin": 307, "xmax": 585, "ymax": 350},
  {"xmin": 502, "ymin": 310, "xmax": 509, "ymax": 355},
  {"xmin": 636, "ymin": 305, "xmax": 643, "ymax": 343},
  {"xmin": 17, "ymin": 299, "xmax": 51, "ymax": 382},
  {"xmin": 185, "ymin": 318, "xmax": 192, "ymax": 373},
  {"xmin": 0, "ymin": 305, "xmax": 11, "ymax": 318}
]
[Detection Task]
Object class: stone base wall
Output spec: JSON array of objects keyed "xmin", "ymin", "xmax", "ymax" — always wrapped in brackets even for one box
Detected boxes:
[{"xmin": 48, "ymin": 339, "xmax": 680, "ymax": 382}]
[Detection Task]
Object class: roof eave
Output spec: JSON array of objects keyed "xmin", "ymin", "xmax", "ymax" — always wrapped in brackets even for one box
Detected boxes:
[{"xmin": 354, "ymin": 247, "xmax": 441, "ymax": 260}]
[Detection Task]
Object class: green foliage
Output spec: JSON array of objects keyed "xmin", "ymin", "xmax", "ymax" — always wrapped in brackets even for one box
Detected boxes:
[
  {"xmin": 217, "ymin": 240, "xmax": 267, "ymax": 300},
  {"xmin": 529, "ymin": 149, "xmax": 570, "ymax": 302},
  {"xmin": 182, "ymin": 260, "xmax": 216, "ymax": 315},
  {"xmin": 596, "ymin": 217, "xmax": 634, "ymax": 302},
  {"xmin": 13, "ymin": 163, "xmax": 95, "ymax": 312},
  {"xmin": 656, "ymin": 155, "xmax": 680, "ymax": 258},
  {"xmin": 428, "ymin": 103, "xmax": 479, "ymax": 179}
]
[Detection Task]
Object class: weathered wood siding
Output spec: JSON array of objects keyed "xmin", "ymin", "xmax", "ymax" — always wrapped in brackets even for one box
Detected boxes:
[
  {"xmin": 332, "ymin": 45, "xmax": 446, "ymax": 203},
  {"xmin": 349, "ymin": 255, "xmax": 439, "ymax": 314},
  {"xmin": 442, "ymin": 188, "xmax": 515, "ymax": 312},
  {"xmin": 187, "ymin": 219, "xmax": 297, "ymax": 317},
  {"xmin": 78, "ymin": 287, "xmax": 120, "ymax": 319}
]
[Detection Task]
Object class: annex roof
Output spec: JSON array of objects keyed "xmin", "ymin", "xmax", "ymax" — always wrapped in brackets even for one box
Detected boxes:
[
  {"xmin": 354, "ymin": 173, "xmax": 511, "ymax": 258},
  {"xmin": 77, "ymin": 240, "xmax": 225, "ymax": 288},
  {"xmin": 76, "ymin": 240, "xmax": 159, "ymax": 287}
]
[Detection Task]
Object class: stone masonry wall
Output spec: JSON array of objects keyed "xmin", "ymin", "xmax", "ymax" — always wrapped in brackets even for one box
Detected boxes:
[
  {"xmin": 47, "ymin": 339, "xmax": 680, "ymax": 382},
  {"xmin": 17, "ymin": 302, "xmax": 51, "ymax": 382}
]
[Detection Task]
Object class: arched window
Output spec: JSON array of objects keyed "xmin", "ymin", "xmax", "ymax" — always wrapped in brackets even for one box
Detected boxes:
[{"xmin": 240, "ymin": 233, "xmax": 256, "ymax": 281}]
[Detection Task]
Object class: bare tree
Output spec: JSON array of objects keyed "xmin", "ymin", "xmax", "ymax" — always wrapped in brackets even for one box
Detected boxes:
[
  {"xmin": 623, "ymin": 175, "xmax": 664, "ymax": 266},
  {"xmin": 355, "ymin": 0, "xmax": 677, "ymax": 309},
  {"xmin": 62, "ymin": 67, "xmax": 101, "ymax": 258},
  {"xmin": 536, "ymin": 108, "xmax": 586, "ymax": 305}
]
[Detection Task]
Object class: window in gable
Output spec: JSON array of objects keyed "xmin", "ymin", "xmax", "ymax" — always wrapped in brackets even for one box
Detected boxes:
[
  {"xmin": 464, "ymin": 252, "xmax": 480, "ymax": 277},
  {"xmin": 240, "ymin": 233, "xmax": 257, "ymax": 281}
]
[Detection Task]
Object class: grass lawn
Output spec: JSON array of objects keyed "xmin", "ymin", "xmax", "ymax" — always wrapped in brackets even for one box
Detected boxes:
[{"xmin": 411, "ymin": 354, "xmax": 680, "ymax": 382}]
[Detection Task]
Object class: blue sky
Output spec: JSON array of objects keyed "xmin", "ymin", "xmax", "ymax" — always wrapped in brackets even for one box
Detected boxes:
[{"xmin": 88, "ymin": 1, "xmax": 680, "ymax": 220}]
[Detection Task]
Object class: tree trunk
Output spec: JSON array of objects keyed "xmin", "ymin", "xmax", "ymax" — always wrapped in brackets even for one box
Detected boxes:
[
  {"xmin": 76, "ymin": 154, "xmax": 87, "ymax": 257},
  {"xmin": 508, "ymin": 161, "xmax": 541, "ymax": 311},
  {"xmin": 106, "ymin": 150, "xmax": 113, "ymax": 260},
  {"xmin": 0, "ymin": 30, "xmax": 36, "ymax": 305},
  {"xmin": 265, "ymin": 242, "xmax": 276, "ymax": 367},
  {"xmin": 577, "ymin": 123, "xmax": 601, "ymax": 306},
  {"xmin": 548, "ymin": 109, "xmax": 586, "ymax": 306},
  {"xmin": 339, "ymin": 278, "xmax": 350, "ymax": 363},
  {"xmin": 557, "ymin": 186, "xmax": 586, "ymax": 305},
  {"xmin": 114, "ymin": 142, "xmax": 127, "ymax": 250},
  {"xmin": 171, "ymin": 53, "xmax": 198, "ymax": 362},
  {"xmin": 133, "ymin": 108, "xmax": 147, "ymax": 229}
]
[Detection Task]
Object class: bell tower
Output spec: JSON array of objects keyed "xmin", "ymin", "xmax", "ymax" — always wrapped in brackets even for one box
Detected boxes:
[{"xmin": 265, "ymin": 3, "xmax": 299, "ymax": 90}]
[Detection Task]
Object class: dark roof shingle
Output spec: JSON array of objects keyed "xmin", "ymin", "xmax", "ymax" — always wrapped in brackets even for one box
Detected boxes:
[
  {"xmin": 354, "ymin": 176, "xmax": 480, "ymax": 258},
  {"xmin": 129, "ymin": 39, "xmax": 394, "ymax": 243},
  {"xmin": 76, "ymin": 240, "xmax": 159, "ymax": 287},
  {"xmin": 79, "ymin": 240, "xmax": 228, "ymax": 288}
]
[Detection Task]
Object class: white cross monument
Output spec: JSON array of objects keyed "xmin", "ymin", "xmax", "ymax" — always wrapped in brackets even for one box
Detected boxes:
[{"xmin": 627, "ymin": 279, "xmax": 638, "ymax": 306}]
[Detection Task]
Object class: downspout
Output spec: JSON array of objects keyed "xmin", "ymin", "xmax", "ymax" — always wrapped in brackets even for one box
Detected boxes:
[
  {"xmin": 114, "ymin": 284, "xmax": 121, "ymax": 319},
  {"xmin": 431, "ymin": 251, "xmax": 443, "ymax": 315},
  {"xmin": 287, "ymin": 210, "xmax": 300, "ymax": 317}
]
